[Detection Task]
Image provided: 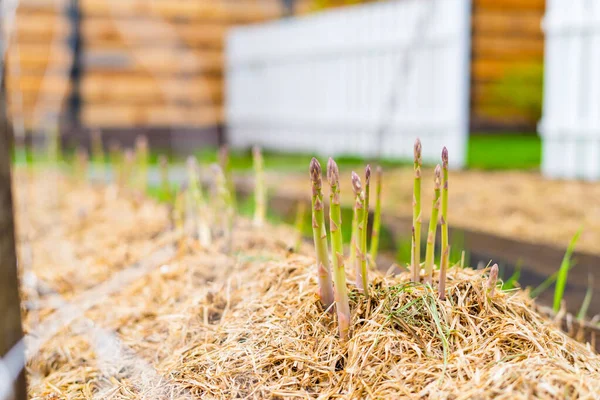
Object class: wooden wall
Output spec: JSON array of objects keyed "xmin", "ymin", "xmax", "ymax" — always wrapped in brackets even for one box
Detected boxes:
[
  {"xmin": 471, "ymin": 0, "xmax": 545, "ymax": 131},
  {"xmin": 6, "ymin": 0, "xmax": 72, "ymax": 131},
  {"xmin": 79, "ymin": 0, "xmax": 283, "ymax": 129}
]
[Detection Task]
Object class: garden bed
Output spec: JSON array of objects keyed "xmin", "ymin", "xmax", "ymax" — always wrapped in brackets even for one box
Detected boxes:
[{"xmin": 15, "ymin": 170, "xmax": 600, "ymax": 399}]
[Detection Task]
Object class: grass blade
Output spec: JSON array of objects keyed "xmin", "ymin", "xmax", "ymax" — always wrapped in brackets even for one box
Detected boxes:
[
  {"xmin": 553, "ymin": 229, "xmax": 582, "ymax": 313},
  {"xmin": 577, "ymin": 274, "xmax": 593, "ymax": 322}
]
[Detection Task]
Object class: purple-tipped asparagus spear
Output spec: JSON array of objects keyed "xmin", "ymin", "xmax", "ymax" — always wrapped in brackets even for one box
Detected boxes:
[
  {"xmin": 411, "ymin": 139, "xmax": 422, "ymax": 282},
  {"xmin": 309, "ymin": 158, "xmax": 335, "ymax": 309}
]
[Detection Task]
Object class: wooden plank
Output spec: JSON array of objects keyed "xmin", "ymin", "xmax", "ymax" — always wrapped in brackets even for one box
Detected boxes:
[
  {"xmin": 473, "ymin": 0, "xmax": 545, "ymax": 11},
  {"xmin": 81, "ymin": 19, "xmax": 227, "ymax": 49},
  {"xmin": 80, "ymin": 75, "xmax": 222, "ymax": 104},
  {"xmin": 83, "ymin": 48, "xmax": 222, "ymax": 75},
  {"xmin": 14, "ymin": 13, "xmax": 70, "ymax": 40},
  {"xmin": 82, "ymin": 104, "xmax": 223, "ymax": 127},
  {"xmin": 472, "ymin": 36, "xmax": 544, "ymax": 60},
  {"xmin": 0, "ymin": 64, "xmax": 27, "ymax": 400},
  {"xmin": 80, "ymin": 0, "xmax": 282, "ymax": 23},
  {"xmin": 6, "ymin": 44, "xmax": 72, "ymax": 73},
  {"xmin": 6, "ymin": 75, "xmax": 70, "ymax": 96},
  {"xmin": 472, "ymin": 10, "xmax": 543, "ymax": 37}
]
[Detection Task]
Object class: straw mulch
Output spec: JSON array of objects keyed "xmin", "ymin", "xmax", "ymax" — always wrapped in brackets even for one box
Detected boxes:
[{"xmin": 25, "ymin": 219, "xmax": 600, "ymax": 398}]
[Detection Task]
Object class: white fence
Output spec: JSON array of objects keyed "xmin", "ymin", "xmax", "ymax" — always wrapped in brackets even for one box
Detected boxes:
[
  {"xmin": 225, "ymin": 0, "xmax": 471, "ymax": 168},
  {"xmin": 541, "ymin": 0, "xmax": 600, "ymax": 180}
]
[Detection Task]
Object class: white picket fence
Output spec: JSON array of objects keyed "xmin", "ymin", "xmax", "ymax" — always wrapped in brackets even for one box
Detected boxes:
[
  {"xmin": 540, "ymin": 0, "xmax": 600, "ymax": 179},
  {"xmin": 225, "ymin": 0, "xmax": 471, "ymax": 168}
]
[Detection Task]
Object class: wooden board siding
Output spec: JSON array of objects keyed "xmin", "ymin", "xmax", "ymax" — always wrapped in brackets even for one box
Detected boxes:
[
  {"xmin": 470, "ymin": 0, "xmax": 545, "ymax": 131},
  {"xmin": 6, "ymin": 1, "xmax": 72, "ymax": 130},
  {"xmin": 80, "ymin": 0, "xmax": 282, "ymax": 129}
]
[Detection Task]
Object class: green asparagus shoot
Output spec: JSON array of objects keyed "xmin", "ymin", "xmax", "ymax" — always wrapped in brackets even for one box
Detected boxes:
[
  {"xmin": 424, "ymin": 165, "xmax": 442, "ymax": 285},
  {"xmin": 158, "ymin": 155, "xmax": 172, "ymax": 203},
  {"xmin": 123, "ymin": 149, "xmax": 135, "ymax": 188},
  {"xmin": 351, "ymin": 171, "xmax": 368, "ymax": 294},
  {"xmin": 253, "ymin": 146, "xmax": 265, "ymax": 227},
  {"xmin": 293, "ymin": 201, "xmax": 307, "ymax": 253},
  {"xmin": 362, "ymin": 165, "xmax": 371, "ymax": 279},
  {"xmin": 369, "ymin": 166, "xmax": 382, "ymax": 263},
  {"xmin": 108, "ymin": 140, "xmax": 122, "ymax": 186},
  {"xmin": 186, "ymin": 156, "xmax": 211, "ymax": 247},
  {"xmin": 487, "ymin": 263, "xmax": 499, "ymax": 298},
  {"xmin": 218, "ymin": 145, "xmax": 237, "ymax": 210},
  {"xmin": 328, "ymin": 158, "xmax": 351, "ymax": 339},
  {"xmin": 310, "ymin": 158, "xmax": 335, "ymax": 308},
  {"xmin": 213, "ymin": 164, "xmax": 234, "ymax": 253},
  {"xmin": 411, "ymin": 139, "xmax": 422, "ymax": 282},
  {"xmin": 438, "ymin": 245, "xmax": 449, "ymax": 300},
  {"xmin": 440, "ymin": 147, "xmax": 449, "ymax": 281}
]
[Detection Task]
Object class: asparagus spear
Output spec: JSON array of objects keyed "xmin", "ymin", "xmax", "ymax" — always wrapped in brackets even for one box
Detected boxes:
[
  {"xmin": 213, "ymin": 164, "xmax": 234, "ymax": 252},
  {"xmin": 187, "ymin": 156, "xmax": 211, "ymax": 246},
  {"xmin": 369, "ymin": 166, "xmax": 382, "ymax": 263},
  {"xmin": 440, "ymin": 147, "xmax": 449, "ymax": 294},
  {"xmin": 438, "ymin": 245, "xmax": 450, "ymax": 300},
  {"xmin": 487, "ymin": 263, "xmax": 499, "ymax": 298},
  {"xmin": 123, "ymin": 149, "xmax": 135, "ymax": 188},
  {"xmin": 158, "ymin": 155, "xmax": 171, "ymax": 203},
  {"xmin": 411, "ymin": 139, "xmax": 422, "ymax": 282},
  {"xmin": 424, "ymin": 164, "xmax": 442, "ymax": 286},
  {"xmin": 218, "ymin": 145, "xmax": 237, "ymax": 210},
  {"xmin": 362, "ymin": 165, "xmax": 371, "ymax": 275},
  {"xmin": 309, "ymin": 158, "xmax": 335, "ymax": 309},
  {"xmin": 328, "ymin": 158, "xmax": 351, "ymax": 340},
  {"xmin": 253, "ymin": 146, "xmax": 265, "ymax": 227},
  {"xmin": 351, "ymin": 172, "xmax": 367, "ymax": 293},
  {"xmin": 108, "ymin": 140, "xmax": 122, "ymax": 186}
]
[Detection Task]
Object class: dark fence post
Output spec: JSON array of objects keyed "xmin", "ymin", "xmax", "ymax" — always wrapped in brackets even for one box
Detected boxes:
[{"xmin": 0, "ymin": 41, "xmax": 27, "ymax": 400}]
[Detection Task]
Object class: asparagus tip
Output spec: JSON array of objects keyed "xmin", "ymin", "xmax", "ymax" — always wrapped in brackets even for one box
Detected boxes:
[
  {"xmin": 488, "ymin": 263, "xmax": 499, "ymax": 296},
  {"xmin": 327, "ymin": 158, "xmax": 339, "ymax": 186},
  {"xmin": 365, "ymin": 164, "xmax": 371, "ymax": 185},
  {"xmin": 376, "ymin": 165, "xmax": 382, "ymax": 175},
  {"xmin": 442, "ymin": 146, "xmax": 448, "ymax": 166},
  {"xmin": 434, "ymin": 164, "xmax": 442, "ymax": 188},
  {"xmin": 159, "ymin": 154, "xmax": 168, "ymax": 167},
  {"xmin": 414, "ymin": 138, "xmax": 422, "ymax": 160},
  {"xmin": 309, "ymin": 157, "xmax": 321, "ymax": 180},
  {"xmin": 351, "ymin": 171, "xmax": 362, "ymax": 194}
]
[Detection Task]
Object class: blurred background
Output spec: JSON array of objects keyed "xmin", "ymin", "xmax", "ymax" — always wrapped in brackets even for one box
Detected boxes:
[{"xmin": 3, "ymin": 0, "xmax": 546, "ymax": 168}]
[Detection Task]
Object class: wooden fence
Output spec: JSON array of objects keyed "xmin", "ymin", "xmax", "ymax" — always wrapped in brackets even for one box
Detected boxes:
[
  {"xmin": 540, "ymin": 0, "xmax": 600, "ymax": 179},
  {"xmin": 226, "ymin": 0, "xmax": 472, "ymax": 167}
]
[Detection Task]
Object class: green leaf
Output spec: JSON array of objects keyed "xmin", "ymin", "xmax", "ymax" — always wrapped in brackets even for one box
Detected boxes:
[{"xmin": 553, "ymin": 229, "xmax": 582, "ymax": 313}]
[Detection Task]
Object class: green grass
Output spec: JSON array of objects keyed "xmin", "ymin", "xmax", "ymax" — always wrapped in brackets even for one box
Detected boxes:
[{"xmin": 467, "ymin": 133, "xmax": 541, "ymax": 170}]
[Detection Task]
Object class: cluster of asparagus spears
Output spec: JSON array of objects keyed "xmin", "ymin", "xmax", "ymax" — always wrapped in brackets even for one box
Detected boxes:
[
  {"xmin": 309, "ymin": 158, "xmax": 383, "ymax": 339},
  {"xmin": 72, "ymin": 131, "xmax": 268, "ymax": 253}
]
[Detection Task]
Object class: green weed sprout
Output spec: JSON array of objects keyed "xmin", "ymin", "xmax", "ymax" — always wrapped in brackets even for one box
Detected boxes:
[
  {"xmin": 369, "ymin": 166, "xmax": 382, "ymax": 263},
  {"xmin": 310, "ymin": 158, "xmax": 335, "ymax": 309},
  {"xmin": 424, "ymin": 165, "xmax": 442, "ymax": 285},
  {"xmin": 253, "ymin": 146, "xmax": 265, "ymax": 227},
  {"xmin": 328, "ymin": 158, "xmax": 351, "ymax": 339},
  {"xmin": 411, "ymin": 139, "xmax": 422, "ymax": 282},
  {"xmin": 554, "ymin": 229, "xmax": 582, "ymax": 313}
]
